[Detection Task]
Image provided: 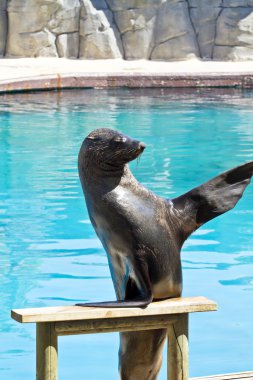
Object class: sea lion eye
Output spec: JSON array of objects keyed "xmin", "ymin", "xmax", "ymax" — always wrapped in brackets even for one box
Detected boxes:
[{"xmin": 113, "ymin": 137, "xmax": 127, "ymax": 143}]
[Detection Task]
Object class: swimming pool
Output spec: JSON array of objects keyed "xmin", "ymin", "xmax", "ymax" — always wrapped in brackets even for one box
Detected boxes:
[{"xmin": 1, "ymin": 88, "xmax": 253, "ymax": 379}]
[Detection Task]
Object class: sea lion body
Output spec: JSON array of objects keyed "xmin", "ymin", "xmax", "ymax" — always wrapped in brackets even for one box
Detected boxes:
[
  {"xmin": 78, "ymin": 128, "xmax": 253, "ymax": 379},
  {"xmin": 84, "ymin": 166, "xmax": 182, "ymax": 301}
]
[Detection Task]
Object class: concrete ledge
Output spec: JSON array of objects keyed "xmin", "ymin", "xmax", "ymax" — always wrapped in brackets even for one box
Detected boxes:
[
  {"xmin": 0, "ymin": 59, "xmax": 253, "ymax": 93},
  {"xmin": 1, "ymin": 72, "xmax": 253, "ymax": 93}
]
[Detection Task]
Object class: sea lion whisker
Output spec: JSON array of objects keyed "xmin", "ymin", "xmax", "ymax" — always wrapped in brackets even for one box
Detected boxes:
[{"xmin": 137, "ymin": 152, "xmax": 143, "ymax": 166}]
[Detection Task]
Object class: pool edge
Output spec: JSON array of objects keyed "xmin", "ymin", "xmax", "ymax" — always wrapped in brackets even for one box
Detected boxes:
[{"xmin": 1, "ymin": 72, "xmax": 253, "ymax": 93}]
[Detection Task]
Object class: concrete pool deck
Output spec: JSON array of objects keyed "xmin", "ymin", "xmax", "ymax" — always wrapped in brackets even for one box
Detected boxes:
[{"xmin": 0, "ymin": 58, "xmax": 253, "ymax": 93}]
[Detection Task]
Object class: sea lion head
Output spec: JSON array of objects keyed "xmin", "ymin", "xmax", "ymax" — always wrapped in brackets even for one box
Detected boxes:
[{"xmin": 79, "ymin": 128, "xmax": 146, "ymax": 171}]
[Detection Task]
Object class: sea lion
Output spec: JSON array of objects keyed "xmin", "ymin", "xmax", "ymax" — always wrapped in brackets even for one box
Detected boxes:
[{"xmin": 77, "ymin": 128, "xmax": 253, "ymax": 379}]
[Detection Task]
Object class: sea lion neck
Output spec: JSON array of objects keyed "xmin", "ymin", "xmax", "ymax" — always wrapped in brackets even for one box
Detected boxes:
[
  {"xmin": 80, "ymin": 150, "xmax": 126, "ymax": 177},
  {"xmin": 79, "ymin": 158, "xmax": 134, "ymax": 195}
]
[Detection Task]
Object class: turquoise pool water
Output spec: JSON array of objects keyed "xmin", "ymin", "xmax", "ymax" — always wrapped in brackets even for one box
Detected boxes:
[{"xmin": 1, "ymin": 88, "xmax": 253, "ymax": 379}]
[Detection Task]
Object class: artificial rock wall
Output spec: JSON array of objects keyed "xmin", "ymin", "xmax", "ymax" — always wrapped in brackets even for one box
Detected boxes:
[{"xmin": 1, "ymin": 0, "xmax": 253, "ymax": 60}]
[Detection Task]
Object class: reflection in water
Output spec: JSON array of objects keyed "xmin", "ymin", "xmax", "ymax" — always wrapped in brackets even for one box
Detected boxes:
[{"xmin": 1, "ymin": 88, "xmax": 253, "ymax": 379}]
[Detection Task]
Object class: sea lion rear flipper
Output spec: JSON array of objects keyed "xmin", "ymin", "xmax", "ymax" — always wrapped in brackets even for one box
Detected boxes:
[
  {"xmin": 76, "ymin": 297, "xmax": 152, "ymax": 309},
  {"xmin": 76, "ymin": 255, "xmax": 153, "ymax": 308},
  {"xmin": 172, "ymin": 161, "xmax": 253, "ymax": 235}
]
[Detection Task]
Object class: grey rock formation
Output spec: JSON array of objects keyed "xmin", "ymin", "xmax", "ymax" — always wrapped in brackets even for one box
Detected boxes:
[
  {"xmin": 115, "ymin": 7, "xmax": 157, "ymax": 59},
  {"xmin": 6, "ymin": 0, "xmax": 80, "ymax": 57},
  {"xmin": 1, "ymin": 0, "xmax": 253, "ymax": 60},
  {"xmin": 189, "ymin": 0, "xmax": 222, "ymax": 59},
  {"xmin": 79, "ymin": 0, "xmax": 122, "ymax": 59},
  {"xmin": 223, "ymin": 0, "xmax": 253, "ymax": 6},
  {"xmin": 213, "ymin": 7, "xmax": 253, "ymax": 60},
  {"xmin": 0, "ymin": 0, "xmax": 7, "ymax": 56},
  {"xmin": 151, "ymin": 0, "xmax": 200, "ymax": 60},
  {"xmin": 56, "ymin": 33, "xmax": 79, "ymax": 59},
  {"xmin": 106, "ymin": 0, "xmax": 165, "ymax": 11}
]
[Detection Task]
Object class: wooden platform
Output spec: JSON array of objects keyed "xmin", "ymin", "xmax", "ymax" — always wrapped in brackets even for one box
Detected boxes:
[
  {"xmin": 12, "ymin": 296, "xmax": 217, "ymax": 323},
  {"xmin": 193, "ymin": 371, "xmax": 253, "ymax": 380},
  {"xmin": 11, "ymin": 296, "xmax": 217, "ymax": 380}
]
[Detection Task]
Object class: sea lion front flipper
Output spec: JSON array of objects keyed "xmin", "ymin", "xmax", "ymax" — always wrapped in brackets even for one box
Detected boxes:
[{"xmin": 172, "ymin": 161, "xmax": 253, "ymax": 235}]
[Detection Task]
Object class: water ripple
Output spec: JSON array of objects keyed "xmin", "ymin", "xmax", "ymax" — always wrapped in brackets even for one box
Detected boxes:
[{"xmin": 2, "ymin": 88, "xmax": 253, "ymax": 380}]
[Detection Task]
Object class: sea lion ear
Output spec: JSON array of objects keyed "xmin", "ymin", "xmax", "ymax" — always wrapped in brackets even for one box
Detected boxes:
[
  {"xmin": 86, "ymin": 136, "xmax": 96, "ymax": 140},
  {"xmin": 86, "ymin": 135, "xmax": 102, "ymax": 142},
  {"xmin": 172, "ymin": 161, "xmax": 253, "ymax": 233}
]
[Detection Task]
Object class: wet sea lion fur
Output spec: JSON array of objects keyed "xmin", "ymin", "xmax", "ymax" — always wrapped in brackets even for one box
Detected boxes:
[
  {"xmin": 77, "ymin": 128, "xmax": 253, "ymax": 308},
  {"xmin": 77, "ymin": 128, "xmax": 253, "ymax": 379}
]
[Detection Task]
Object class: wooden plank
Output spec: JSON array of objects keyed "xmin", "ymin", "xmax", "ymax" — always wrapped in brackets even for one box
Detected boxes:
[
  {"xmin": 55, "ymin": 314, "xmax": 178, "ymax": 335},
  {"xmin": 11, "ymin": 296, "xmax": 217, "ymax": 323},
  {"xmin": 36, "ymin": 323, "xmax": 58, "ymax": 380},
  {"xmin": 192, "ymin": 372, "xmax": 253, "ymax": 380},
  {"xmin": 168, "ymin": 314, "xmax": 189, "ymax": 380}
]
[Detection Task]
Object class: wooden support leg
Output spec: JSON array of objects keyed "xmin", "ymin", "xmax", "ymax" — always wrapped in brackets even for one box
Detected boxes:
[
  {"xmin": 36, "ymin": 322, "xmax": 58, "ymax": 380},
  {"xmin": 167, "ymin": 313, "xmax": 189, "ymax": 380}
]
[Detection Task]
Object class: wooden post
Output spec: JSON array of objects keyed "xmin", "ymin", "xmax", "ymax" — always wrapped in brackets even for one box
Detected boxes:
[
  {"xmin": 36, "ymin": 322, "xmax": 58, "ymax": 380},
  {"xmin": 167, "ymin": 313, "xmax": 189, "ymax": 380}
]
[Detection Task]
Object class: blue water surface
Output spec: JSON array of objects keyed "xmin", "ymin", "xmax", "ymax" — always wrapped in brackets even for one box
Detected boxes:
[{"xmin": 1, "ymin": 88, "xmax": 253, "ymax": 379}]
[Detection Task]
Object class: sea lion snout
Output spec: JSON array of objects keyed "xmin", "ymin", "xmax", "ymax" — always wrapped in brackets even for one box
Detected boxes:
[{"xmin": 138, "ymin": 142, "xmax": 146, "ymax": 152}]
